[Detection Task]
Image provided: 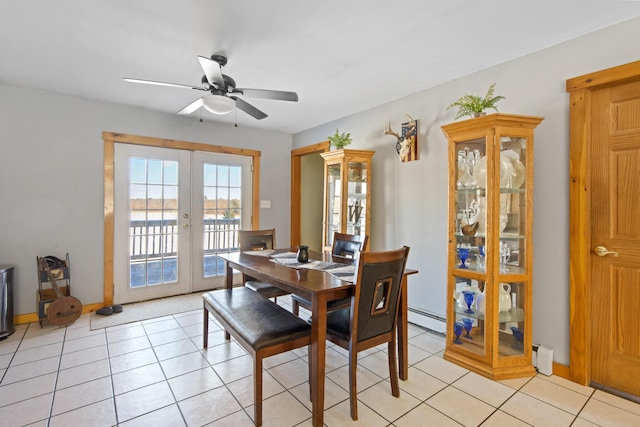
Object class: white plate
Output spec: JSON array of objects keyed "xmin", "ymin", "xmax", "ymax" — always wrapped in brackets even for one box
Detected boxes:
[
  {"xmin": 509, "ymin": 158, "xmax": 525, "ymax": 188},
  {"xmin": 472, "ymin": 154, "xmax": 515, "ymax": 188}
]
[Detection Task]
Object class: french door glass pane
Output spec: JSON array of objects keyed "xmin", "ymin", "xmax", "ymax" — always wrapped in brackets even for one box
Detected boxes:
[
  {"xmin": 129, "ymin": 157, "xmax": 179, "ymax": 288},
  {"xmin": 202, "ymin": 162, "xmax": 242, "ymax": 278}
]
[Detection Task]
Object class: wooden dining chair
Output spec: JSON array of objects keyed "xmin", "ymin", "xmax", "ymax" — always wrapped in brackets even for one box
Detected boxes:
[
  {"xmin": 291, "ymin": 233, "xmax": 368, "ymax": 315},
  {"xmin": 238, "ymin": 229, "xmax": 290, "ymax": 301},
  {"xmin": 323, "ymin": 246, "xmax": 410, "ymax": 421},
  {"xmin": 330, "ymin": 232, "xmax": 368, "ymax": 258}
]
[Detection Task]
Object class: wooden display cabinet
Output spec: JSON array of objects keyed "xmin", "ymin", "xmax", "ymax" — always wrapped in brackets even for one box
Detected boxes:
[
  {"xmin": 441, "ymin": 114, "xmax": 543, "ymax": 379},
  {"xmin": 320, "ymin": 149, "xmax": 375, "ymax": 251}
]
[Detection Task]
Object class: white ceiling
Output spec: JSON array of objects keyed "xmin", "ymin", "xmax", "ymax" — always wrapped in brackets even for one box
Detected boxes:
[{"xmin": 2, "ymin": 0, "xmax": 640, "ymax": 134}]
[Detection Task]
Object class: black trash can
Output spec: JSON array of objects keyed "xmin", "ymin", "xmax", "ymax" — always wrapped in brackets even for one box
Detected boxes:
[{"xmin": 0, "ymin": 265, "xmax": 15, "ymax": 340}]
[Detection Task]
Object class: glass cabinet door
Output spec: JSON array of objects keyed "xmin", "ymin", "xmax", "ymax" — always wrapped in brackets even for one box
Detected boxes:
[
  {"xmin": 346, "ymin": 161, "xmax": 367, "ymax": 239},
  {"xmin": 452, "ymin": 137, "xmax": 488, "ymax": 357},
  {"xmin": 496, "ymin": 135, "xmax": 528, "ymax": 357},
  {"xmin": 325, "ymin": 162, "xmax": 342, "ymax": 248}
]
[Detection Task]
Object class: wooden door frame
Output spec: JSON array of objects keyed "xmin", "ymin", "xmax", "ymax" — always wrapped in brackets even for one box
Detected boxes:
[
  {"xmin": 566, "ymin": 60, "xmax": 640, "ymax": 386},
  {"xmin": 290, "ymin": 141, "xmax": 330, "ymax": 246},
  {"xmin": 103, "ymin": 132, "xmax": 261, "ymax": 306}
]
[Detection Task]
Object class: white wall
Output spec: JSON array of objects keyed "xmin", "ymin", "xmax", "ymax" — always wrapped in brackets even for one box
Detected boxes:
[
  {"xmin": 0, "ymin": 84, "xmax": 292, "ymax": 315},
  {"xmin": 292, "ymin": 17, "xmax": 640, "ymax": 365}
]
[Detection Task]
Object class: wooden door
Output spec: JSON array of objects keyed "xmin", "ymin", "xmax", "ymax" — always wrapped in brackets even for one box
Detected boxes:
[{"xmin": 589, "ymin": 80, "xmax": 640, "ymax": 397}]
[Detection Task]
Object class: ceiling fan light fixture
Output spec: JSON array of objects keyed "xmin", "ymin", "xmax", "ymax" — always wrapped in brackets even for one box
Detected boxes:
[{"xmin": 202, "ymin": 94, "xmax": 235, "ymax": 115}]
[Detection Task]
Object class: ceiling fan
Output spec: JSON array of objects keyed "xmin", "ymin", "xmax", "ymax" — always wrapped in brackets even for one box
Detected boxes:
[{"xmin": 123, "ymin": 54, "xmax": 298, "ymax": 120}]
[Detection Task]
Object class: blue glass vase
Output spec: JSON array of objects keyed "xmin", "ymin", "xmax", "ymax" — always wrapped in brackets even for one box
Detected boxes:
[
  {"xmin": 453, "ymin": 321, "xmax": 463, "ymax": 345},
  {"xmin": 462, "ymin": 317, "xmax": 473, "ymax": 339},
  {"xmin": 510, "ymin": 326, "xmax": 524, "ymax": 349},
  {"xmin": 457, "ymin": 247, "xmax": 469, "ymax": 269},
  {"xmin": 462, "ymin": 290, "xmax": 475, "ymax": 314}
]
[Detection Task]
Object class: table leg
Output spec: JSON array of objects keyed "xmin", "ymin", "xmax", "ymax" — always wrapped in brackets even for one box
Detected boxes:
[
  {"xmin": 223, "ymin": 261, "xmax": 233, "ymax": 341},
  {"xmin": 398, "ymin": 274, "xmax": 409, "ymax": 380},
  {"xmin": 310, "ymin": 294, "xmax": 328, "ymax": 427},
  {"xmin": 224, "ymin": 262, "xmax": 233, "ymax": 289}
]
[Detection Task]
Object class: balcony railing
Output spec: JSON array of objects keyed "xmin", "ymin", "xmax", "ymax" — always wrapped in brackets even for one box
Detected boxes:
[{"xmin": 129, "ymin": 218, "xmax": 241, "ymax": 259}]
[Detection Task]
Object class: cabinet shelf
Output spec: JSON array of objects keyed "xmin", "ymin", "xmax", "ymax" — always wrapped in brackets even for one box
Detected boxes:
[
  {"xmin": 453, "ymin": 263, "xmax": 526, "ymax": 276},
  {"xmin": 454, "ymin": 232, "xmax": 525, "ymax": 240},
  {"xmin": 454, "ymin": 305, "xmax": 525, "ymax": 323},
  {"xmin": 458, "ymin": 188, "xmax": 525, "ymax": 195},
  {"xmin": 453, "ymin": 330, "xmax": 526, "ymax": 358},
  {"xmin": 442, "ymin": 113, "xmax": 543, "ymax": 380}
]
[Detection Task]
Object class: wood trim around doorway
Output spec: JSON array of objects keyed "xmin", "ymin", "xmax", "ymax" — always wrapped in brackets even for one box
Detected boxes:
[
  {"xmin": 566, "ymin": 60, "xmax": 640, "ymax": 386},
  {"xmin": 102, "ymin": 132, "xmax": 261, "ymax": 306},
  {"xmin": 290, "ymin": 141, "xmax": 330, "ymax": 247}
]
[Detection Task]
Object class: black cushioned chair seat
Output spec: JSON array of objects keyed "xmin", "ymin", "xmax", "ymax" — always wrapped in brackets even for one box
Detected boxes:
[
  {"xmin": 245, "ymin": 280, "xmax": 290, "ymax": 299},
  {"xmin": 203, "ymin": 287, "xmax": 310, "ymax": 350},
  {"xmin": 293, "ymin": 294, "xmax": 351, "ymax": 313},
  {"xmin": 324, "ymin": 307, "xmax": 352, "ymax": 341}
]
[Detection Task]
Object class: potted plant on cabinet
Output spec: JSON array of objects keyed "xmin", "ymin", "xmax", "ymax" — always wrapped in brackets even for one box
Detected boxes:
[
  {"xmin": 446, "ymin": 83, "xmax": 506, "ymax": 120},
  {"xmin": 327, "ymin": 129, "xmax": 352, "ymax": 149}
]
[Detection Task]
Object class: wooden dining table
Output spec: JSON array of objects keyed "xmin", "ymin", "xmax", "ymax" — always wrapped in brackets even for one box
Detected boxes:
[{"xmin": 219, "ymin": 249, "xmax": 417, "ymax": 427}]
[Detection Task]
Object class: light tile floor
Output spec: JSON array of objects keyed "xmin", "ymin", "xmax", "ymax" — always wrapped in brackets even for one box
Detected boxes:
[{"xmin": 1, "ymin": 298, "xmax": 639, "ymax": 426}]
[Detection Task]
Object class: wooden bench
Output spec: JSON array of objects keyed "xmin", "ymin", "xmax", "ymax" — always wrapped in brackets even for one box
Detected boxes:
[{"xmin": 203, "ymin": 287, "xmax": 311, "ymax": 426}]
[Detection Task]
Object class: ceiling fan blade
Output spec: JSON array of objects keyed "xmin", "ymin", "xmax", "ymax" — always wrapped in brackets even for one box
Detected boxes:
[
  {"xmin": 197, "ymin": 56, "xmax": 226, "ymax": 89},
  {"xmin": 123, "ymin": 77, "xmax": 205, "ymax": 91},
  {"xmin": 232, "ymin": 96, "xmax": 267, "ymax": 120},
  {"xmin": 177, "ymin": 98, "xmax": 204, "ymax": 115},
  {"xmin": 233, "ymin": 88, "xmax": 298, "ymax": 102}
]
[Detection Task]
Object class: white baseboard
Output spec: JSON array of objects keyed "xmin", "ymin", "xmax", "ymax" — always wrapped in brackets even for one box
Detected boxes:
[{"xmin": 408, "ymin": 307, "xmax": 446, "ymax": 334}]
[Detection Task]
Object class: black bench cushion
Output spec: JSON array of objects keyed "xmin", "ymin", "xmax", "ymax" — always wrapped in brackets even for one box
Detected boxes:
[{"xmin": 204, "ymin": 287, "xmax": 310, "ymax": 350}]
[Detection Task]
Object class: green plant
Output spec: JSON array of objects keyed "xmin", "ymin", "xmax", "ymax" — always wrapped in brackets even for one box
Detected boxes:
[
  {"xmin": 327, "ymin": 129, "xmax": 352, "ymax": 148},
  {"xmin": 446, "ymin": 83, "xmax": 506, "ymax": 120}
]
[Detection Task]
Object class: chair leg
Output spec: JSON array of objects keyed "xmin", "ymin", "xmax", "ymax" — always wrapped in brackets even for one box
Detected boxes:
[
  {"xmin": 203, "ymin": 307, "xmax": 209, "ymax": 348},
  {"xmin": 254, "ymin": 354, "xmax": 263, "ymax": 427},
  {"xmin": 307, "ymin": 345, "xmax": 311, "ymax": 399},
  {"xmin": 307, "ymin": 344, "xmax": 313, "ymax": 400},
  {"xmin": 292, "ymin": 298, "xmax": 300, "ymax": 316},
  {"xmin": 348, "ymin": 344, "xmax": 358, "ymax": 420},
  {"xmin": 388, "ymin": 338, "xmax": 400, "ymax": 398}
]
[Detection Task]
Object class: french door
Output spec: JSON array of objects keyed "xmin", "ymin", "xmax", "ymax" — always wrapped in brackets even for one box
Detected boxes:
[{"xmin": 113, "ymin": 144, "xmax": 251, "ymax": 304}]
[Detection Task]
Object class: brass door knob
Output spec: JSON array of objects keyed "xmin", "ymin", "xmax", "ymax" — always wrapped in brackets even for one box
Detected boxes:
[{"xmin": 593, "ymin": 246, "xmax": 619, "ymax": 257}]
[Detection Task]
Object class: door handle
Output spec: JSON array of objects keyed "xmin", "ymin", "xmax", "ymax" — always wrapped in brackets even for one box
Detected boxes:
[
  {"xmin": 593, "ymin": 246, "xmax": 619, "ymax": 257},
  {"xmin": 181, "ymin": 223, "xmax": 190, "ymax": 229}
]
